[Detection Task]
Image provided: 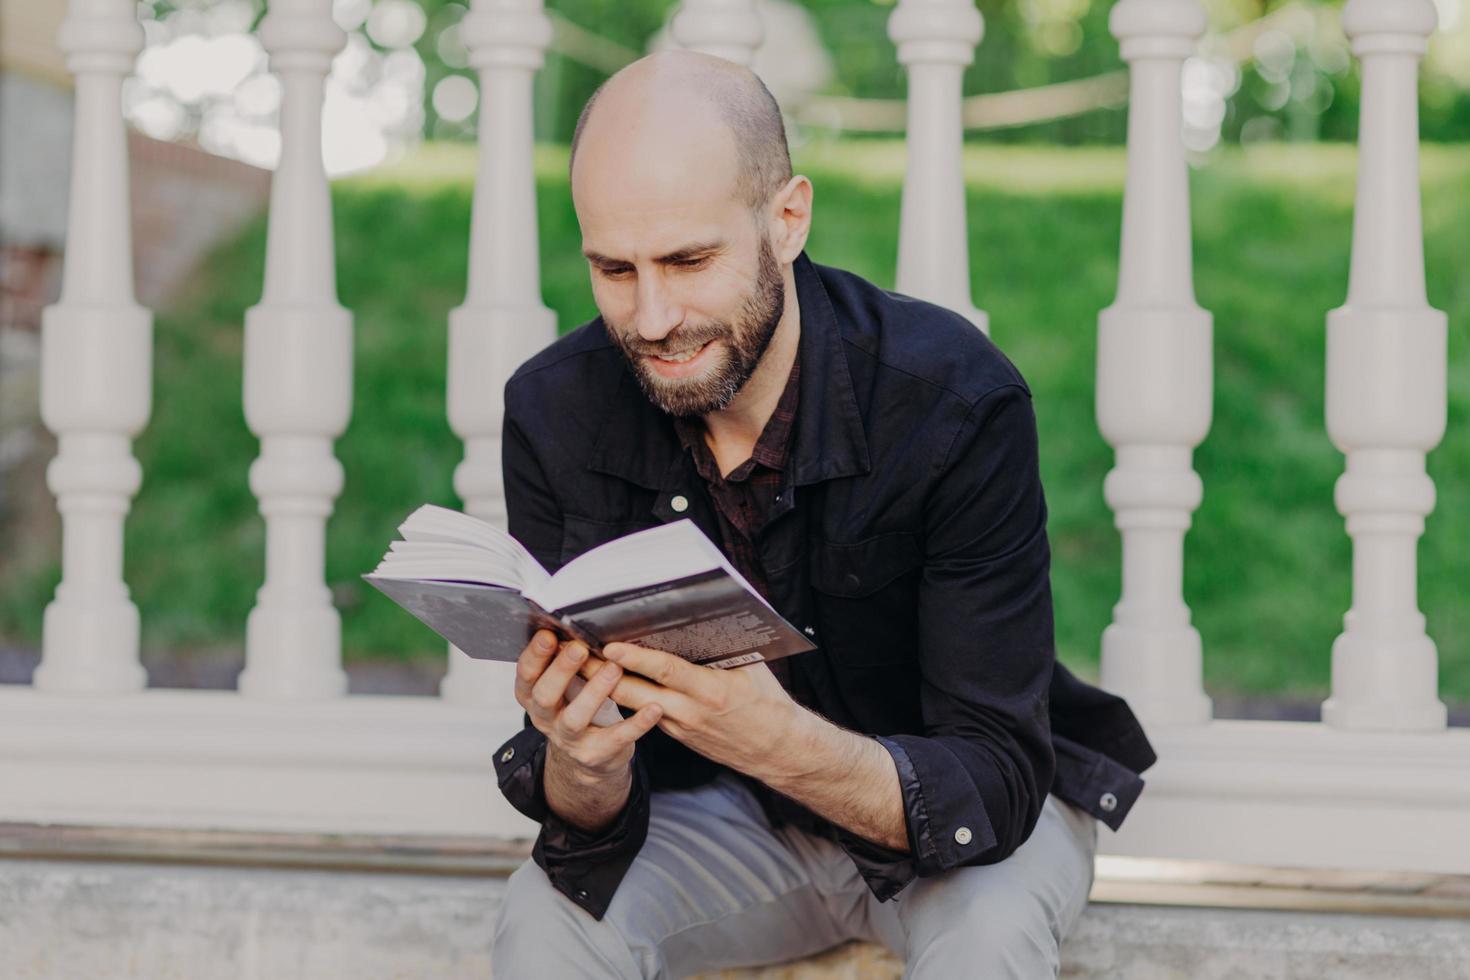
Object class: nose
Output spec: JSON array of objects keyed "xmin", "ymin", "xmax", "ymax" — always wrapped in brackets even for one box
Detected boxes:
[{"xmin": 634, "ymin": 272, "xmax": 683, "ymax": 344}]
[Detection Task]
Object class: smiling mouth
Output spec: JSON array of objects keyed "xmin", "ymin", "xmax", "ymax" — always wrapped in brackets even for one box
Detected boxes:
[{"xmin": 650, "ymin": 340, "xmax": 713, "ymax": 364}]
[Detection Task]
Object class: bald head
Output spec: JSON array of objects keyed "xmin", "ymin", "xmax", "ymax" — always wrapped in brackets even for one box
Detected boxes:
[{"xmin": 569, "ymin": 50, "xmax": 792, "ymax": 215}]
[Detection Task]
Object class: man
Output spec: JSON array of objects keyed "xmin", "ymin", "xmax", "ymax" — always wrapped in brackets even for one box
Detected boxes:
[{"xmin": 490, "ymin": 50, "xmax": 1155, "ymax": 978}]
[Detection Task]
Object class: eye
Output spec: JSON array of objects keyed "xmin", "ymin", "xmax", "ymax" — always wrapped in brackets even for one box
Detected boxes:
[
  {"xmin": 674, "ymin": 257, "xmax": 708, "ymax": 270},
  {"xmin": 598, "ymin": 265, "xmax": 633, "ymax": 279}
]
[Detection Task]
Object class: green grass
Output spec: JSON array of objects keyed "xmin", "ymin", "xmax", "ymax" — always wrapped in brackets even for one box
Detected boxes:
[{"xmin": 4, "ymin": 140, "xmax": 1469, "ymax": 705}]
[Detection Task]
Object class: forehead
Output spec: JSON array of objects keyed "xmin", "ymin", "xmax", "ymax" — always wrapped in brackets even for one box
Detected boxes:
[{"xmin": 572, "ymin": 103, "xmax": 748, "ymax": 258}]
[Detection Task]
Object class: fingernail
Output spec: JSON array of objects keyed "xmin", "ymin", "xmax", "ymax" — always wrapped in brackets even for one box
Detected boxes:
[
  {"xmin": 536, "ymin": 633, "xmax": 555, "ymax": 652},
  {"xmin": 604, "ymin": 644, "xmax": 623, "ymax": 661}
]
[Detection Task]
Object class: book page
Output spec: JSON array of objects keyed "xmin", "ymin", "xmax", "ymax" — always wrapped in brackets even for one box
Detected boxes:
[
  {"xmin": 369, "ymin": 542, "xmax": 524, "ymax": 589},
  {"xmin": 396, "ymin": 504, "xmax": 550, "ymax": 593},
  {"xmin": 367, "ymin": 504, "xmax": 552, "ymax": 594},
  {"xmin": 528, "ymin": 519, "xmax": 771, "ymax": 614}
]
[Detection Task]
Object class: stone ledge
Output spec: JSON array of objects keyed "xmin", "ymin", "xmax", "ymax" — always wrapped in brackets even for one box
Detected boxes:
[
  {"xmin": 0, "ymin": 821, "xmax": 530, "ymax": 879},
  {"xmin": 3, "ymin": 825, "xmax": 1468, "ymax": 979},
  {"xmin": 3, "ymin": 855, "xmax": 1468, "ymax": 980},
  {"xmin": 6, "ymin": 823, "xmax": 1467, "ymax": 918},
  {"xmin": 1090, "ymin": 855, "xmax": 1470, "ymax": 919}
]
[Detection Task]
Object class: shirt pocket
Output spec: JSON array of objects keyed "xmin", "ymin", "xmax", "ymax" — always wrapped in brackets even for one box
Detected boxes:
[{"xmin": 809, "ymin": 533, "xmax": 923, "ymax": 667}]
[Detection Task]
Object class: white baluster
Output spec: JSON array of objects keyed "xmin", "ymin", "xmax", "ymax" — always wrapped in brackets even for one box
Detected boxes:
[
  {"xmin": 1322, "ymin": 0, "xmax": 1446, "ymax": 732},
  {"xmin": 238, "ymin": 0, "xmax": 352, "ymax": 700},
  {"xmin": 35, "ymin": 0, "xmax": 152, "ymax": 695},
  {"xmin": 670, "ymin": 0, "xmax": 764, "ymax": 67},
  {"xmin": 1095, "ymin": 0, "xmax": 1213, "ymax": 728},
  {"xmin": 887, "ymin": 0, "xmax": 987, "ymax": 332},
  {"xmin": 440, "ymin": 0, "xmax": 558, "ymax": 705}
]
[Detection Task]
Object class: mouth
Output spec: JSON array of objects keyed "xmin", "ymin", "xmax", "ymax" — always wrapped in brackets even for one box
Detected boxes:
[{"xmin": 645, "ymin": 339, "xmax": 717, "ymax": 378}]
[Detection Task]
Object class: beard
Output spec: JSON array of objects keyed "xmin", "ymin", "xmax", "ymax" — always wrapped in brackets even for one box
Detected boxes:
[{"xmin": 606, "ymin": 235, "xmax": 786, "ymax": 418}]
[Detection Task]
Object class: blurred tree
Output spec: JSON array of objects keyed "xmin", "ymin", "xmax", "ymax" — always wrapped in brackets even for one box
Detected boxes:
[{"xmin": 134, "ymin": 0, "xmax": 1470, "ymax": 154}]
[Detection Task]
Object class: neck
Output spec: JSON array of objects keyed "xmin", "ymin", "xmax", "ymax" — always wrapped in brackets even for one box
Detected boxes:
[{"xmin": 701, "ymin": 267, "xmax": 800, "ymax": 453}]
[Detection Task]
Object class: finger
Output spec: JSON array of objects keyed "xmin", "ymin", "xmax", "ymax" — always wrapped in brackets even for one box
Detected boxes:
[
  {"xmin": 598, "ymin": 702, "xmax": 663, "ymax": 749},
  {"xmin": 602, "ymin": 670, "xmax": 697, "ymax": 721},
  {"xmin": 575, "ymin": 654, "xmax": 609, "ymax": 682},
  {"xmin": 558, "ymin": 659, "xmax": 623, "ymax": 734},
  {"xmin": 529, "ymin": 641, "xmax": 588, "ymax": 711},
  {"xmin": 514, "ymin": 630, "xmax": 559, "ymax": 703},
  {"xmin": 603, "ymin": 642, "xmax": 713, "ymax": 697}
]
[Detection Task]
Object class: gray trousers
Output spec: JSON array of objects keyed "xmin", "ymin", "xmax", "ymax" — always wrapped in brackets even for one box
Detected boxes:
[{"xmin": 492, "ymin": 773, "xmax": 1097, "ymax": 979}]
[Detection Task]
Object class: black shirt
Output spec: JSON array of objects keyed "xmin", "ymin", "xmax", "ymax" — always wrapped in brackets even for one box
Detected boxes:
[{"xmin": 492, "ymin": 251, "xmax": 1156, "ymax": 920}]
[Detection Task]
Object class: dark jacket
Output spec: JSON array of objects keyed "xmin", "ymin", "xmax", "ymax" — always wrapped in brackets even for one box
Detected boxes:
[{"xmin": 492, "ymin": 250, "xmax": 1156, "ymax": 920}]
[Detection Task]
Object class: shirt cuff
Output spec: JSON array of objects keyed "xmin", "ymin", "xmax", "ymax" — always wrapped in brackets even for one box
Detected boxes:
[
  {"xmin": 492, "ymin": 724, "xmax": 652, "ymax": 920},
  {"xmin": 874, "ymin": 733, "xmax": 998, "ymax": 877},
  {"xmin": 825, "ymin": 736, "xmax": 924, "ymax": 902},
  {"xmin": 829, "ymin": 823, "xmax": 916, "ymax": 902}
]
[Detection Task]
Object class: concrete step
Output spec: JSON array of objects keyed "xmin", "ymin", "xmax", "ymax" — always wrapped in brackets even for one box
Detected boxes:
[{"xmin": 2, "ymin": 825, "xmax": 1467, "ymax": 979}]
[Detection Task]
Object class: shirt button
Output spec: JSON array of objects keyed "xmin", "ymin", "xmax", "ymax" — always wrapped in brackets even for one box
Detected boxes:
[
  {"xmin": 1099, "ymin": 792, "xmax": 1118, "ymax": 813},
  {"xmin": 499, "ymin": 747, "xmax": 515, "ymax": 763},
  {"xmin": 670, "ymin": 495, "xmax": 689, "ymax": 513},
  {"xmin": 954, "ymin": 826, "xmax": 973, "ymax": 845},
  {"xmin": 575, "ymin": 889, "xmax": 590, "ymax": 902}
]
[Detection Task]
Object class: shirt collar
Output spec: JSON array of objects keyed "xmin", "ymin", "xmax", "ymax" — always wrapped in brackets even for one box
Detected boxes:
[
  {"xmin": 672, "ymin": 344, "xmax": 801, "ymax": 482},
  {"xmin": 587, "ymin": 250, "xmax": 870, "ymax": 490}
]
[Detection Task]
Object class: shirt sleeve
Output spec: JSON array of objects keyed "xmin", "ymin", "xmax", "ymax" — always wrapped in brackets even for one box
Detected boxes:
[
  {"xmin": 494, "ymin": 404, "xmax": 653, "ymax": 920},
  {"xmin": 493, "ymin": 723, "xmax": 653, "ymax": 919},
  {"xmin": 851, "ymin": 383, "xmax": 1058, "ymax": 893}
]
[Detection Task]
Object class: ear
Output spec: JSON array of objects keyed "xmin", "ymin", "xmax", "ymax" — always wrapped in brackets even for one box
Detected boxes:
[{"xmin": 768, "ymin": 175, "xmax": 813, "ymax": 265}]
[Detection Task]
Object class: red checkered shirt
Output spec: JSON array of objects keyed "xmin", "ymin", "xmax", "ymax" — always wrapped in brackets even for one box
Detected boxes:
[{"xmin": 672, "ymin": 348, "xmax": 801, "ymax": 686}]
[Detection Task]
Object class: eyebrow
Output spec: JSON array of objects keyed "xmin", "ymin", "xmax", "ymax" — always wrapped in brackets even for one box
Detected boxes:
[{"xmin": 582, "ymin": 241, "xmax": 726, "ymax": 267}]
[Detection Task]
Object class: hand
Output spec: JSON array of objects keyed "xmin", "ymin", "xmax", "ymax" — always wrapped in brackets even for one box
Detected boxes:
[
  {"xmin": 514, "ymin": 629, "xmax": 663, "ymax": 781},
  {"xmin": 599, "ymin": 642, "xmax": 801, "ymax": 777}
]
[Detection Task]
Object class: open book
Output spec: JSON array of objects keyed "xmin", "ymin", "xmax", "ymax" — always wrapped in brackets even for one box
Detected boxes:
[{"xmin": 363, "ymin": 504, "xmax": 816, "ymax": 670}]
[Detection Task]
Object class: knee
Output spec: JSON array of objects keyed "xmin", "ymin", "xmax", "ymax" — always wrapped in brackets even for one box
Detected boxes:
[
  {"xmin": 492, "ymin": 860, "xmax": 662, "ymax": 979},
  {"xmin": 900, "ymin": 876, "xmax": 1067, "ymax": 979},
  {"xmin": 495, "ymin": 859, "xmax": 561, "ymax": 928},
  {"xmin": 491, "ymin": 860, "xmax": 609, "ymax": 976},
  {"xmin": 491, "ymin": 861, "xmax": 567, "ymax": 965}
]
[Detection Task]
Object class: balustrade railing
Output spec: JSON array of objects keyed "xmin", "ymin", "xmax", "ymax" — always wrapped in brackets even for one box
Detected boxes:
[
  {"xmin": 888, "ymin": 0, "xmax": 987, "ymax": 331},
  {"xmin": 1096, "ymin": 0, "xmax": 1214, "ymax": 728},
  {"xmin": 441, "ymin": 0, "xmax": 558, "ymax": 706},
  {"xmin": 240, "ymin": 0, "xmax": 353, "ymax": 701},
  {"xmin": 5, "ymin": 0, "xmax": 1466, "ymax": 876},
  {"xmin": 1323, "ymin": 0, "xmax": 1447, "ymax": 733},
  {"xmin": 34, "ymin": 0, "xmax": 152, "ymax": 696}
]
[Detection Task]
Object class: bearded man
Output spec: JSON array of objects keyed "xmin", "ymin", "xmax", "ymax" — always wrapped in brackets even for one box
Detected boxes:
[{"xmin": 488, "ymin": 49, "xmax": 1156, "ymax": 979}]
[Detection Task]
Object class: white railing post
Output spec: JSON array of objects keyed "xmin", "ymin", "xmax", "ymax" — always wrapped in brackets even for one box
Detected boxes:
[
  {"xmin": 670, "ymin": 0, "xmax": 764, "ymax": 66},
  {"xmin": 440, "ymin": 0, "xmax": 558, "ymax": 705},
  {"xmin": 238, "ymin": 0, "xmax": 352, "ymax": 700},
  {"xmin": 34, "ymin": 0, "xmax": 152, "ymax": 695},
  {"xmin": 1095, "ymin": 0, "xmax": 1213, "ymax": 728},
  {"xmin": 1322, "ymin": 0, "xmax": 1447, "ymax": 732},
  {"xmin": 887, "ymin": 0, "xmax": 987, "ymax": 332}
]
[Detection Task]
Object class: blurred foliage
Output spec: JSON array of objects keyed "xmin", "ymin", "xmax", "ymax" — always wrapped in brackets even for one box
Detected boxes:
[
  {"xmin": 143, "ymin": 0, "xmax": 1470, "ymax": 146},
  {"xmin": 477, "ymin": 0, "xmax": 1470, "ymax": 144},
  {"xmin": 4, "ymin": 142, "xmax": 1468, "ymax": 704}
]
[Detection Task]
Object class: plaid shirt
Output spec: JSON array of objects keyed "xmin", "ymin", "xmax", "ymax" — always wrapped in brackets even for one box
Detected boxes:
[{"xmin": 672, "ymin": 348, "xmax": 801, "ymax": 686}]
